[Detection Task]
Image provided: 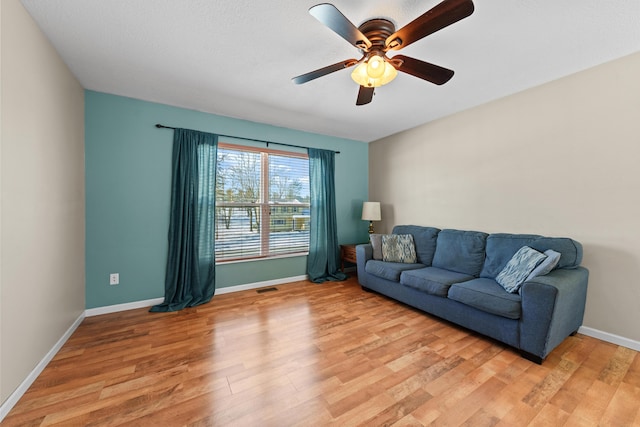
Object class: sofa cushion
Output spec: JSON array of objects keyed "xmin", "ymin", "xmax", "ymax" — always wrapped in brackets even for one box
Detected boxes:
[
  {"xmin": 431, "ymin": 229, "xmax": 488, "ymax": 276},
  {"xmin": 392, "ymin": 225, "xmax": 440, "ymax": 265},
  {"xmin": 400, "ymin": 267, "xmax": 474, "ymax": 297},
  {"xmin": 382, "ymin": 234, "xmax": 417, "ymax": 263},
  {"xmin": 481, "ymin": 234, "xmax": 583, "ymax": 279},
  {"xmin": 496, "ymin": 246, "xmax": 547, "ymax": 293},
  {"xmin": 364, "ymin": 260, "xmax": 425, "ymax": 282},
  {"xmin": 448, "ymin": 278, "xmax": 522, "ymax": 319}
]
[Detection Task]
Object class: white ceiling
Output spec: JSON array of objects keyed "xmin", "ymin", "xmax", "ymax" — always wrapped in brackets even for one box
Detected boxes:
[{"xmin": 20, "ymin": 0, "xmax": 640, "ymax": 142}]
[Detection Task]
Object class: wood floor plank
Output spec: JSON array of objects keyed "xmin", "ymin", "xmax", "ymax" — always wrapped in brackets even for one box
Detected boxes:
[
  {"xmin": 482, "ymin": 366, "xmax": 539, "ymax": 420},
  {"xmin": 561, "ymin": 379, "xmax": 617, "ymax": 426},
  {"xmin": 362, "ymin": 387, "xmax": 433, "ymax": 426},
  {"xmin": 599, "ymin": 381, "xmax": 640, "ymax": 426},
  {"xmin": 522, "ymin": 358, "xmax": 579, "ymax": 410},
  {"xmin": 495, "ymin": 400, "xmax": 539, "ymax": 427},
  {"xmin": 3, "ymin": 276, "xmax": 640, "ymax": 426},
  {"xmin": 625, "ymin": 352, "xmax": 640, "ymax": 388},
  {"xmin": 527, "ymin": 403, "xmax": 571, "ymax": 427},
  {"xmin": 599, "ymin": 345, "xmax": 636, "ymax": 387},
  {"xmin": 460, "ymin": 408, "xmax": 500, "ymax": 427}
]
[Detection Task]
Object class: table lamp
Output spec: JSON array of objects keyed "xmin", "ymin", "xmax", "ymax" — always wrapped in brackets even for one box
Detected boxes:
[{"xmin": 361, "ymin": 202, "xmax": 381, "ymax": 234}]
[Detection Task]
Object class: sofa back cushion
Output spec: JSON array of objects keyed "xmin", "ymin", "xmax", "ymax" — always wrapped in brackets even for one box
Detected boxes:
[
  {"xmin": 480, "ymin": 234, "xmax": 540, "ymax": 279},
  {"xmin": 480, "ymin": 233, "xmax": 583, "ymax": 279},
  {"xmin": 529, "ymin": 237, "xmax": 583, "ymax": 269},
  {"xmin": 431, "ymin": 229, "xmax": 488, "ymax": 276},
  {"xmin": 392, "ymin": 225, "xmax": 440, "ymax": 266}
]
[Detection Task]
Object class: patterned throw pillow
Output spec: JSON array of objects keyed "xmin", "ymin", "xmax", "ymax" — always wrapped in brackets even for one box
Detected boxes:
[
  {"xmin": 526, "ymin": 249, "xmax": 561, "ymax": 281},
  {"xmin": 382, "ymin": 234, "xmax": 417, "ymax": 263},
  {"xmin": 496, "ymin": 246, "xmax": 547, "ymax": 293}
]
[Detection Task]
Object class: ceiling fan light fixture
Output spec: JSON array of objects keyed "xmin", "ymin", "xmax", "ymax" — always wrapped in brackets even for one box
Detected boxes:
[
  {"xmin": 351, "ymin": 56, "xmax": 397, "ymax": 88},
  {"xmin": 366, "ymin": 54, "xmax": 386, "ymax": 78}
]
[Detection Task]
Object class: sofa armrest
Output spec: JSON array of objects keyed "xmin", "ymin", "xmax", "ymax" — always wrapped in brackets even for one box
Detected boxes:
[
  {"xmin": 356, "ymin": 244, "xmax": 373, "ymax": 285},
  {"xmin": 519, "ymin": 266, "xmax": 589, "ymax": 360}
]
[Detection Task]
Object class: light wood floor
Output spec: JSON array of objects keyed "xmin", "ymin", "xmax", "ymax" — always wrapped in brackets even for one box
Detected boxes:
[{"xmin": 4, "ymin": 276, "xmax": 640, "ymax": 426}]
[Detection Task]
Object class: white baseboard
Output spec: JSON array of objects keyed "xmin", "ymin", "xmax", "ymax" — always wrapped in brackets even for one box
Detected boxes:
[
  {"xmin": 578, "ymin": 326, "xmax": 640, "ymax": 352},
  {"xmin": 85, "ymin": 274, "xmax": 310, "ymax": 316},
  {"xmin": 85, "ymin": 297, "xmax": 165, "ymax": 317},
  {"xmin": 0, "ymin": 312, "xmax": 85, "ymax": 422},
  {"xmin": 215, "ymin": 275, "xmax": 309, "ymax": 295}
]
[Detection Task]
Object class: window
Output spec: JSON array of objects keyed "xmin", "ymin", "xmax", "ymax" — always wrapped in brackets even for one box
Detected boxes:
[{"xmin": 214, "ymin": 143, "xmax": 310, "ymax": 261}]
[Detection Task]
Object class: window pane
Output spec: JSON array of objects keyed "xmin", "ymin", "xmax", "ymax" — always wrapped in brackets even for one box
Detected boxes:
[
  {"xmin": 269, "ymin": 155, "xmax": 309, "ymax": 204},
  {"xmin": 268, "ymin": 154, "xmax": 310, "ymax": 256},
  {"xmin": 215, "ymin": 204, "xmax": 262, "ymax": 259},
  {"xmin": 269, "ymin": 205, "xmax": 309, "ymax": 255},
  {"xmin": 216, "ymin": 148, "xmax": 261, "ymax": 204}
]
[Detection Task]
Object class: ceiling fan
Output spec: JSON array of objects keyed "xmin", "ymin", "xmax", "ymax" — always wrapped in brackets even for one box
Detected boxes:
[{"xmin": 292, "ymin": 0, "xmax": 474, "ymax": 105}]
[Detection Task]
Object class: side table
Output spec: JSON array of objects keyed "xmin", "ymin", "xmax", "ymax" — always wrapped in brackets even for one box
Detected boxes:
[{"xmin": 340, "ymin": 243, "xmax": 362, "ymax": 272}]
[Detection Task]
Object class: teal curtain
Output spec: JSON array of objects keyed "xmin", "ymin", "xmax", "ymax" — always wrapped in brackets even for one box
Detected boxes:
[
  {"xmin": 151, "ymin": 129, "xmax": 218, "ymax": 312},
  {"xmin": 307, "ymin": 148, "xmax": 348, "ymax": 283}
]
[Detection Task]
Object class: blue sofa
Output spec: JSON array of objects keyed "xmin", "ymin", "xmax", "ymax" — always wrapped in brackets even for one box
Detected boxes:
[{"xmin": 356, "ymin": 225, "xmax": 589, "ymax": 363}]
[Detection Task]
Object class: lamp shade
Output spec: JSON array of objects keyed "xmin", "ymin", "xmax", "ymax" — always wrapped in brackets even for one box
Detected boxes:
[
  {"xmin": 351, "ymin": 59, "xmax": 398, "ymax": 88},
  {"xmin": 361, "ymin": 202, "xmax": 381, "ymax": 221}
]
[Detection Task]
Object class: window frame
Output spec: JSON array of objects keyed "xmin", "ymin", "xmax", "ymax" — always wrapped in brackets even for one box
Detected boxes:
[{"xmin": 215, "ymin": 142, "xmax": 310, "ymax": 263}]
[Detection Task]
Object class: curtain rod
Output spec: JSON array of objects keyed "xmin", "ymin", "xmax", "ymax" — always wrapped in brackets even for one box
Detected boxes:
[{"xmin": 155, "ymin": 124, "xmax": 340, "ymax": 154}]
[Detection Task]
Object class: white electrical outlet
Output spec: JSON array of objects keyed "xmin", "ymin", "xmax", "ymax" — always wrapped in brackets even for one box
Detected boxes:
[{"xmin": 109, "ymin": 273, "xmax": 119, "ymax": 285}]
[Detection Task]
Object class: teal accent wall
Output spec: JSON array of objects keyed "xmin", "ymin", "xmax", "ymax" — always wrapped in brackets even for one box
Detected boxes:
[{"xmin": 85, "ymin": 91, "xmax": 369, "ymax": 309}]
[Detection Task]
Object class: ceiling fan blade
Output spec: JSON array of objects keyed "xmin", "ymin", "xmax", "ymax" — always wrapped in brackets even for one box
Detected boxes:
[
  {"xmin": 309, "ymin": 4, "xmax": 372, "ymax": 50},
  {"xmin": 356, "ymin": 86, "xmax": 375, "ymax": 105},
  {"xmin": 385, "ymin": 0, "xmax": 474, "ymax": 51},
  {"xmin": 292, "ymin": 59, "xmax": 358, "ymax": 84},
  {"xmin": 392, "ymin": 55, "xmax": 454, "ymax": 85}
]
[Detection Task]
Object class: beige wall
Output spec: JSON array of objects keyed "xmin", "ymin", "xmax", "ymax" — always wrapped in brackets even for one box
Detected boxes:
[
  {"xmin": 370, "ymin": 52, "xmax": 640, "ymax": 343},
  {"xmin": 1, "ymin": 0, "xmax": 85, "ymax": 405}
]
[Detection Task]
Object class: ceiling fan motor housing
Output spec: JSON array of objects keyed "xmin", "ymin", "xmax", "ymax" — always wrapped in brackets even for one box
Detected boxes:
[{"xmin": 357, "ymin": 19, "xmax": 397, "ymax": 53}]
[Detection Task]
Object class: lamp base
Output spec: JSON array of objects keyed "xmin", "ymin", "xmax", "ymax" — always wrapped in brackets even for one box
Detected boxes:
[{"xmin": 368, "ymin": 221, "xmax": 375, "ymax": 234}]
